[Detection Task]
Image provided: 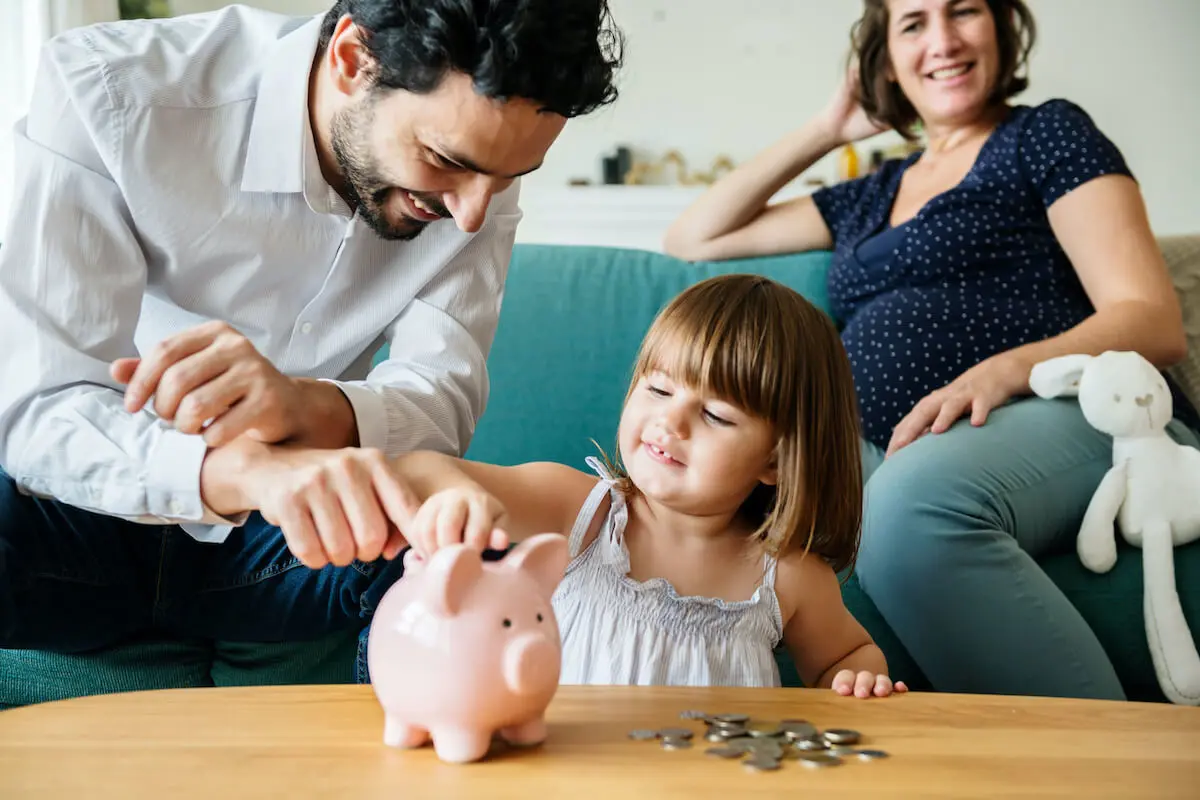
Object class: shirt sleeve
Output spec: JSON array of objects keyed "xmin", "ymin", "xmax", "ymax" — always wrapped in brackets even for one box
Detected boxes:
[
  {"xmin": 811, "ymin": 173, "xmax": 876, "ymax": 247},
  {"xmin": 0, "ymin": 33, "xmax": 237, "ymax": 528},
  {"xmin": 1019, "ymin": 99, "xmax": 1134, "ymax": 208},
  {"xmin": 327, "ymin": 184, "xmax": 521, "ymax": 458}
]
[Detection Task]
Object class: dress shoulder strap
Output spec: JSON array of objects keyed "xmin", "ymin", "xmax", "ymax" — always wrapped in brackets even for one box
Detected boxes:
[{"xmin": 565, "ymin": 456, "xmax": 623, "ymax": 558}]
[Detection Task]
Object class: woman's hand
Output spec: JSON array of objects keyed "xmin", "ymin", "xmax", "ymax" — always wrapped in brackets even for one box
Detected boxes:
[
  {"xmin": 406, "ymin": 485, "xmax": 510, "ymax": 558},
  {"xmin": 887, "ymin": 352, "xmax": 1033, "ymax": 456},
  {"xmin": 832, "ymin": 669, "xmax": 908, "ymax": 698},
  {"xmin": 816, "ymin": 62, "xmax": 891, "ymax": 147}
]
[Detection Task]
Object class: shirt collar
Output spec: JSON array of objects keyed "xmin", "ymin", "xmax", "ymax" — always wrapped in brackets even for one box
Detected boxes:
[{"xmin": 240, "ymin": 15, "xmax": 324, "ymax": 195}]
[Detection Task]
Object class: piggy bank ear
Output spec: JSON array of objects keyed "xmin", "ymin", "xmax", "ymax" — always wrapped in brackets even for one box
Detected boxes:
[
  {"xmin": 503, "ymin": 533, "xmax": 569, "ymax": 599},
  {"xmin": 422, "ymin": 545, "xmax": 483, "ymax": 616},
  {"xmin": 1030, "ymin": 354, "xmax": 1093, "ymax": 399}
]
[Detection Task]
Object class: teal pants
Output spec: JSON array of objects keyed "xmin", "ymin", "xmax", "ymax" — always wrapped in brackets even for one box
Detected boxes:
[{"xmin": 855, "ymin": 397, "xmax": 1200, "ymax": 700}]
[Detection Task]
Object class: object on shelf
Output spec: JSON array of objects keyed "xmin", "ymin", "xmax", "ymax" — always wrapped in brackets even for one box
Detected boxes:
[
  {"xmin": 836, "ymin": 144, "xmax": 860, "ymax": 182},
  {"xmin": 623, "ymin": 150, "xmax": 736, "ymax": 186},
  {"xmin": 601, "ymin": 145, "xmax": 633, "ymax": 184}
]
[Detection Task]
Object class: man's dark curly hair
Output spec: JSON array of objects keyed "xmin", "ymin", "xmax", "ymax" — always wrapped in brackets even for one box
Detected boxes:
[{"xmin": 318, "ymin": 0, "xmax": 623, "ymax": 118}]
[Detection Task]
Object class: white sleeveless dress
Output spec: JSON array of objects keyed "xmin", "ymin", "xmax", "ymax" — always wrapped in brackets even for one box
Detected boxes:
[{"xmin": 551, "ymin": 458, "xmax": 785, "ymax": 687}]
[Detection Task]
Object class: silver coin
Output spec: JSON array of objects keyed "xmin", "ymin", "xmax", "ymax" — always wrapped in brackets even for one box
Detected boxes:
[
  {"xmin": 822, "ymin": 728, "xmax": 862, "ymax": 745},
  {"xmin": 749, "ymin": 743, "xmax": 784, "ymax": 760},
  {"xmin": 855, "ymin": 749, "xmax": 890, "ymax": 761},
  {"xmin": 793, "ymin": 737, "xmax": 831, "ymax": 751},
  {"xmin": 705, "ymin": 746, "xmax": 746, "ymax": 759},
  {"xmin": 660, "ymin": 737, "xmax": 692, "ymax": 750},
  {"xmin": 781, "ymin": 721, "xmax": 819, "ymax": 741},
  {"xmin": 679, "ymin": 709, "xmax": 708, "ymax": 720},
  {"xmin": 827, "ymin": 746, "xmax": 859, "ymax": 757},
  {"xmin": 704, "ymin": 731, "xmax": 730, "ymax": 743},
  {"xmin": 713, "ymin": 713, "xmax": 750, "ymax": 724},
  {"xmin": 746, "ymin": 721, "xmax": 784, "ymax": 738},
  {"xmin": 720, "ymin": 737, "xmax": 757, "ymax": 754},
  {"xmin": 743, "ymin": 756, "xmax": 782, "ymax": 772},
  {"xmin": 797, "ymin": 752, "xmax": 844, "ymax": 768},
  {"xmin": 627, "ymin": 729, "xmax": 657, "ymax": 741},
  {"xmin": 657, "ymin": 727, "xmax": 694, "ymax": 740}
]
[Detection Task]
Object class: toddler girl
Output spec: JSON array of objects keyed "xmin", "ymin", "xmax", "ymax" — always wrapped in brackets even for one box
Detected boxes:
[{"xmin": 395, "ymin": 274, "xmax": 905, "ymax": 697}]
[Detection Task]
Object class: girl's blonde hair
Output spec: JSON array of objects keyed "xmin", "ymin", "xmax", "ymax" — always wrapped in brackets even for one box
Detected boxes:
[{"xmin": 604, "ymin": 274, "xmax": 863, "ymax": 572}]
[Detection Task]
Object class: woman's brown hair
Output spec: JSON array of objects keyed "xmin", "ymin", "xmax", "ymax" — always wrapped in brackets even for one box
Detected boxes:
[
  {"xmin": 603, "ymin": 274, "xmax": 864, "ymax": 573},
  {"xmin": 851, "ymin": 0, "xmax": 1036, "ymax": 139}
]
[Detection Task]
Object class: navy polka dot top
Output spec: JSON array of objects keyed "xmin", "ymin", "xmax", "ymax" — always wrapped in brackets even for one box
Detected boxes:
[{"xmin": 812, "ymin": 99, "xmax": 1193, "ymax": 449}]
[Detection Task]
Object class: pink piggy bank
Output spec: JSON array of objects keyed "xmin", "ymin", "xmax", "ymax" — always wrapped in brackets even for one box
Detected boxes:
[{"xmin": 367, "ymin": 533, "xmax": 569, "ymax": 763}]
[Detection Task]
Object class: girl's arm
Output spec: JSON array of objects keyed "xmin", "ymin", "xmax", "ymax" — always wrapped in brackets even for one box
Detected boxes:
[
  {"xmin": 777, "ymin": 553, "xmax": 906, "ymax": 697},
  {"xmin": 391, "ymin": 452, "xmax": 597, "ymax": 554}
]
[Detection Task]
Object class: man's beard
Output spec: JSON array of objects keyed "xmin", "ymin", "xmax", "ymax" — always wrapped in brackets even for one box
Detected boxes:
[{"xmin": 329, "ymin": 97, "xmax": 447, "ymax": 241}]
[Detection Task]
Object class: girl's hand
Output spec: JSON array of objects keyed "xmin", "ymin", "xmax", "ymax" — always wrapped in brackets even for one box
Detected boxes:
[
  {"xmin": 407, "ymin": 486, "xmax": 509, "ymax": 558},
  {"xmin": 816, "ymin": 62, "xmax": 890, "ymax": 147},
  {"xmin": 887, "ymin": 352, "xmax": 1033, "ymax": 457},
  {"xmin": 832, "ymin": 669, "xmax": 908, "ymax": 698}
]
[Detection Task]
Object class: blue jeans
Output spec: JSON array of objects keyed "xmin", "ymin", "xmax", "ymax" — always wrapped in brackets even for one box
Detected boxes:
[
  {"xmin": 855, "ymin": 397, "xmax": 1200, "ymax": 700},
  {"xmin": 0, "ymin": 473, "xmax": 407, "ymax": 682}
]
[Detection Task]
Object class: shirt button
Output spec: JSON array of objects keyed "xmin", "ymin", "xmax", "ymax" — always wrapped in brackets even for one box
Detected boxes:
[
  {"xmin": 170, "ymin": 499, "xmax": 184, "ymax": 516},
  {"xmin": 300, "ymin": 322, "xmax": 314, "ymax": 334}
]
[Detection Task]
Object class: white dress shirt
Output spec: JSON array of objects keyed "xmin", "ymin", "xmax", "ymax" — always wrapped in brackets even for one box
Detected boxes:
[{"xmin": 0, "ymin": 6, "xmax": 522, "ymax": 543}]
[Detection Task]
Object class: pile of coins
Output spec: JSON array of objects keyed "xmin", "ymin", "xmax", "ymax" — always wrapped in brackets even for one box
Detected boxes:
[{"xmin": 627, "ymin": 710, "xmax": 889, "ymax": 773}]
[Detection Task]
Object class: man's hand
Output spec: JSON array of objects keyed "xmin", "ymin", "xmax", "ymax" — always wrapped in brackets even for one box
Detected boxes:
[
  {"xmin": 111, "ymin": 321, "xmax": 354, "ymax": 448},
  {"xmin": 204, "ymin": 442, "xmax": 418, "ymax": 569},
  {"xmin": 886, "ymin": 352, "xmax": 1034, "ymax": 457}
]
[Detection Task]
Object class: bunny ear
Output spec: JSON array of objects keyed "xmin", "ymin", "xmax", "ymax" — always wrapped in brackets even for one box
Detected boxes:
[{"xmin": 1029, "ymin": 354, "xmax": 1094, "ymax": 398}]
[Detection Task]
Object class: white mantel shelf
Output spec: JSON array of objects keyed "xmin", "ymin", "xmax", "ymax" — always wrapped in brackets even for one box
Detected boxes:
[{"xmin": 513, "ymin": 184, "xmax": 814, "ymax": 254}]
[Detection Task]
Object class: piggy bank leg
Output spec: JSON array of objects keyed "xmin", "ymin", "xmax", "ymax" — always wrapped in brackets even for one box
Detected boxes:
[
  {"xmin": 499, "ymin": 716, "xmax": 547, "ymax": 748},
  {"xmin": 429, "ymin": 727, "xmax": 494, "ymax": 764},
  {"xmin": 383, "ymin": 716, "xmax": 429, "ymax": 749}
]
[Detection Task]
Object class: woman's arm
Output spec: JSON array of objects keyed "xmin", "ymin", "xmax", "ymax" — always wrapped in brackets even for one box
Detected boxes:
[
  {"xmin": 662, "ymin": 67, "xmax": 888, "ymax": 263},
  {"xmin": 661, "ymin": 121, "xmax": 840, "ymax": 262},
  {"xmin": 1010, "ymin": 173, "xmax": 1186, "ymax": 369},
  {"xmin": 887, "ymin": 174, "xmax": 1187, "ymax": 455}
]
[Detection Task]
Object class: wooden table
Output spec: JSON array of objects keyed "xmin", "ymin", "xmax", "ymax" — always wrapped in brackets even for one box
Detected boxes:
[{"xmin": 1, "ymin": 685, "xmax": 1198, "ymax": 798}]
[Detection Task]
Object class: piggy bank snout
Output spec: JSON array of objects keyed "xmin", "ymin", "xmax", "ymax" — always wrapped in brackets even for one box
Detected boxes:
[{"xmin": 503, "ymin": 632, "xmax": 561, "ymax": 696}]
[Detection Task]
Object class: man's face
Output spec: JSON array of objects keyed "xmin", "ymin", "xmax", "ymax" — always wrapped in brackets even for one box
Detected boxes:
[{"xmin": 331, "ymin": 72, "xmax": 566, "ymax": 241}]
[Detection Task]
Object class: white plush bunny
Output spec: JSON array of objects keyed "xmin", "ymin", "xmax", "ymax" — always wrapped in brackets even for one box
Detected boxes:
[{"xmin": 1030, "ymin": 351, "xmax": 1200, "ymax": 705}]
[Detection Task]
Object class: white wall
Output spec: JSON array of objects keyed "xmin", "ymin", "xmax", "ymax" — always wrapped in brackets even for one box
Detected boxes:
[{"xmin": 537, "ymin": 0, "xmax": 1200, "ymax": 235}]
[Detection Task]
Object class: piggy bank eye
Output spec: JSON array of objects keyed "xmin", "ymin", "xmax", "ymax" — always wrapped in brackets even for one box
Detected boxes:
[
  {"xmin": 1113, "ymin": 394, "xmax": 1121, "ymax": 403},
  {"xmin": 536, "ymin": 613, "xmax": 544, "ymax": 623},
  {"xmin": 502, "ymin": 618, "xmax": 512, "ymax": 628}
]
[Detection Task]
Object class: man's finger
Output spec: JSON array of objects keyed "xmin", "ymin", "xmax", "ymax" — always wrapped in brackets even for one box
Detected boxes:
[
  {"xmin": 370, "ymin": 459, "xmax": 420, "ymax": 531},
  {"xmin": 200, "ymin": 398, "xmax": 261, "ymax": 448},
  {"xmin": 125, "ymin": 328, "xmax": 219, "ymax": 412},
  {"xmin": 110, "ymin": 357, "xmax": 140, "ymax": 385},
  {"xmin": 307, "ymin": 487, "xmax": 355, "ymax": 568},
  {"xmin": 278, "ymin": 506, "xmax": 326, "ymax": 570},
  {"xmin": 332, "ymin": 462, "xmax": 388, "ymax": 563},
  {"xmin": 154, "ymin": 350, "xmax": 239, "ymax": 423}
]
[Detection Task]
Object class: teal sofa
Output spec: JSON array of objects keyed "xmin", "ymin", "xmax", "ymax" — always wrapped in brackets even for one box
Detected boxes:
[{"xmin": 3, "ymin": 243, "xmax": 1198, "ymax": 707}]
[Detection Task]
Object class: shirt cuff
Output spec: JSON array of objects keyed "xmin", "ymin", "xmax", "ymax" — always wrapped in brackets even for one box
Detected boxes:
[
  {"xmin": 143, "ymin": 428, "xmax": 251, "ymax": 527},
  {"xmin": 324, "ymin": 379, "xmax": 387, "ymax": 451}
]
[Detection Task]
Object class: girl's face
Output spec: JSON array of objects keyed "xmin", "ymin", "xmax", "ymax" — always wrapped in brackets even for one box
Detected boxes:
[{"xmin": 618, "ymin": 370, "xmax": 778, "ymax": 517}]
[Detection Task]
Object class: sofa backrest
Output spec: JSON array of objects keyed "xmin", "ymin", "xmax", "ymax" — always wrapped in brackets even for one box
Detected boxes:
[
  {"xmin": 465, "ymin": 245, "xmax": 833, "ymax": 468},
  {"xmin": 1160, "ymin": 235, "xmax": 1200, "ymax": 411}
]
